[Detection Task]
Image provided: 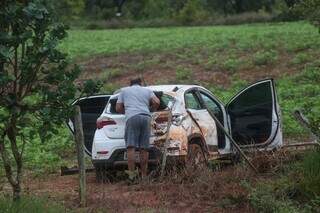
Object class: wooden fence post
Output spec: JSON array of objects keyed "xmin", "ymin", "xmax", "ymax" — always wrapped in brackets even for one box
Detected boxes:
[{"xmin": 74, "ymin": 105, "xmax": 86, "ymax": 207}]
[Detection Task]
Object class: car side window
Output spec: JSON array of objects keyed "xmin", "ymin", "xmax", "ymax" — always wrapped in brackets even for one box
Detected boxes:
[
  {"xmin": 199, "ymin": 92, "xmax": 221, "ymax": 115},
  {"xmin": 185, "ymin": 92, "xmax": 202, "ymax": 110}
]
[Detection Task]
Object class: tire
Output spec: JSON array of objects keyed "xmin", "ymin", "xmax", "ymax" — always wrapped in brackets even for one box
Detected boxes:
[
  {"xmin": 94, "ymin": 164, "xmax": 103, "ymax": 183},
  {"xmin": 94, "ymin": 164, "xmax": 114, "ymax": 183},
  {"xmin": 186, "ymin": 143, "xmax": 207, "ymax": 169}
]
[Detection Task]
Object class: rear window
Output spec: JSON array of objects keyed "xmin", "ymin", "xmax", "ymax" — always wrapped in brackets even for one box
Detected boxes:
[{"xmin": 106, "ymin": 92, "xmax": 174, "ymax": 114}]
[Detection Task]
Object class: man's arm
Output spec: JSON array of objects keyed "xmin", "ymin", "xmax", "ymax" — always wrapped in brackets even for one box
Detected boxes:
[
  {"xmin": 150, "ymin": 95, "xmax": 160, "ymax": 111},
  {"xmin": 116, "ymin": 102, "xmax": 125, "ymax": 114},
  {"xmin": 116, "ymin": 91, "xmax": 125, "ymax": 114}
]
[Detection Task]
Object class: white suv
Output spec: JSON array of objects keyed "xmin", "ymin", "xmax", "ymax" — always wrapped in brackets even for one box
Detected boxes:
[{"xmin": 69, "ymin": 79, "xmax": 283, "ymax": 175}]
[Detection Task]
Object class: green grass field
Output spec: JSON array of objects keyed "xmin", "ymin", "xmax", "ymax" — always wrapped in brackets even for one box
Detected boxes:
[{"xmin": 61, "ymin": 22, "xmax": 320, "ymax": 58}]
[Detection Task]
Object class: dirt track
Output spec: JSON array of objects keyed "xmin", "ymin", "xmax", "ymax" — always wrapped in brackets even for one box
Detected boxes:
[{"xmin": 22, "ymin": 166, "xmax": 254, "ymax": 212}]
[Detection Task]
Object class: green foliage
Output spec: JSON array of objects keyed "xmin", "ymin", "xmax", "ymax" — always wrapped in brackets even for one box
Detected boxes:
[
  {"xmin": 299, "ymin": 150, "xmax": 320, "ymax": 198},
  {"xmin": 102, "ymin": 83, "xmax": 121, "ymax": 94},
  {"xmin": 248, "ymin": 150, "xmax": 320, "ymax": 212},
  {"xmin": 294, "ymin": 66, "xmax": 320, "ymax": 137},
  {"xmin": 0, "ymin": 0, "xmax": 99, "ymax": 199},
  {"xmin": 221, "ymin": 58, "xmax": 242, "ymax": 72},
  {"xmin": 0, "ymin": 1, "xmax": 80, "ymax": 137},
  {"xmin": 0, "ymin": 196, "xmax": 65, "ymax": 213},
  {"xmin": 50, "ymin": 0, "xmax": 85, "ymax": 21},
  {"xmin": 291, "ymin": 52, "xmax": 312, "ymax": 65},
  {"xmin": 293, "ymin": 0, "xmax": 320, "ymax": 30},
  {"xmin": 249, "ymin": 182, "xmax": 300, "ymax": 213},
  {"xmin": 24, "ymin": 128, "xmax": 74, "ymax": 175},
  {"xmin": 175, "ymin": 0, "xmax": 209, "ymax": 25},
  {"xmin": 175, "ymin": 66, "xmax": 192, "ymax": 82},
  {"xmin": 61, "ymin": 22, "xmax": 320, "ymax": 59},
  {"xmin": 253, "ymin": 50, "xmax": 278, "ymax": 66},
  {"xmin": 205, "ymin": 56, "xmax": 218, "ymax": 70},
  {"xmin": 140, "ymin": 0, "xmax": 171, "ymax": 20}
]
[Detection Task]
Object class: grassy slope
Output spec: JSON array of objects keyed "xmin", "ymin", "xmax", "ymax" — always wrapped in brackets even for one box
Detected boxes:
[{"xmin": 61, "ymin": 22, "xmax": 320, "ymax": 58}]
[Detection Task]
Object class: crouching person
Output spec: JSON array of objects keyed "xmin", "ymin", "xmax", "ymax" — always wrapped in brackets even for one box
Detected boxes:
[{"xmin": 116, "ymin": 78, "xmax": 160, "ymax": 181}]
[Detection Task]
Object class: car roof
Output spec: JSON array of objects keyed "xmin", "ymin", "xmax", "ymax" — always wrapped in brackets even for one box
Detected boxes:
[
  {"xmin": 111, "ymin": 84, "xmax": 205, "ymax": 99},
  {"xmin": 147, "ymin": 84, "xmax": 200, "ymax": 92}
]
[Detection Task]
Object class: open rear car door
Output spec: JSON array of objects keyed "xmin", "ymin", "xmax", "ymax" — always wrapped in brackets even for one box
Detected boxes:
[
  {"xmin": 68, "ymin": 95, "xmax": 111, "ymax": 156},
  {"xmin": 226, "ymin": 79, "xmax": 282, "ymax": 149}
]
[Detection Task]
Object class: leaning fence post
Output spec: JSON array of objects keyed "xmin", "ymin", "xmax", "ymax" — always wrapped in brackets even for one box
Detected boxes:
[
  {"xmin": 293, "ymin": 110, "xmax": 319, "ymax": 143},
  {"xmin": 74, "ymin": 105, "xmax": 86, "ymax": 207}
]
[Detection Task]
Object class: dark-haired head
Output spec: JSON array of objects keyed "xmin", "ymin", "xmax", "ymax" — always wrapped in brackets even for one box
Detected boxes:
[{"xmin": 130, "ymin": 78, "xmax": 142, "ymax": 86}]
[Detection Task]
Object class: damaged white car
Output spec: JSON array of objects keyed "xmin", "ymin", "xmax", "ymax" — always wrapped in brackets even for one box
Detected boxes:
[{"xmin": 68, "ymin": 79, "xmax": 282, "ymax": 177}]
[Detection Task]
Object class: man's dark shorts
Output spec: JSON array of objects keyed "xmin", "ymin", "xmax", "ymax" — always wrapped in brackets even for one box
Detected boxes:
[{"xmin": 125, "ymin": 114, "xmax": 151, "ymax": 149}]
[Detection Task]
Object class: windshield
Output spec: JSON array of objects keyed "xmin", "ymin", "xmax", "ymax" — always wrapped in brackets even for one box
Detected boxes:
[{"xmin": 106, "ymin": 92, "xmax": 175, "ymax": 114}]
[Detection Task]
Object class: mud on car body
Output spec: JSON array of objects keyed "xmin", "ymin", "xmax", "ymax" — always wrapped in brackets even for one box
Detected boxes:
[{"xmin": 68, "ymin": 79, "xmax": 283, "ymax": 174}]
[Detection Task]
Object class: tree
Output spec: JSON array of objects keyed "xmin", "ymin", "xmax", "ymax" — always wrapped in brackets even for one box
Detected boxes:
[
  {"xmin": 51, "ymin": 0, "xmax": 85, "ymax": 21},
  {"xmin": 283, "ymin": 0, "xmax": 299, "ymax": 7},
  {"xmin": 294, "ymin": 0, "xmax": 320, "ymax": 30},
  {"xmin": 176, "ymin": 0, "xmax": 209, "ymax": 25},
  {"xmin": 0, "ymin": 0, "xmax": 98, "ymax": 200}
]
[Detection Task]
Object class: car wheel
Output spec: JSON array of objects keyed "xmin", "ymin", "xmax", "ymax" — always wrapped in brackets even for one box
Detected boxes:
[
  {"xmin": 94, "ymin": 164, "xmax": 114, "ymax": 183},
  {"xmin": 94, "ymin": 164, "xmax": 103, "ymax": 183},
  {"xmin": 186, "ymin": 143, "xmax": 207, "ymax": 170}
]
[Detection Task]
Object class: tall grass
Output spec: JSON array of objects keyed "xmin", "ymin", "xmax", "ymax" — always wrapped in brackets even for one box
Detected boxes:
[
  {"xmin": 0, "ymin": 196, "xmax": 65, "ymax": 213},
  {"xmin": 299, "ymin": 149, "xmax": 320, "ymax": 198}
]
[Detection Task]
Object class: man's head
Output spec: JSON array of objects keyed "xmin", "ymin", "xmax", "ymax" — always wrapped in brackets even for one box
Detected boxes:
[{"xmin": 130, "ymin": 77, "xmax": 142, "ymax": 86}]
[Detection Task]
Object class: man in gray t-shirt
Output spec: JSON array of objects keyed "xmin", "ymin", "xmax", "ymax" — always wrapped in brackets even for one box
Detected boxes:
[{"xmin": 116, "ymin": 78, "xmax": 160, "ymax": 178}]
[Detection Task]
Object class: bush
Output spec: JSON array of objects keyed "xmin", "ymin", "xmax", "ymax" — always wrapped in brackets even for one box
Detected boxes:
[
  {"xmin": 175, "ymin": 66, "xmax": 192, "ymax": 82},
  {"xmin": 222, "ymin": 58, "xmax": 242, "ymax": 73},
  {"xmin": 24, "ymin": 128, "xmax": 74, "ymax": 175},
  {"xmin": 291, "ymin": 52, "xmax": 311, "ymax": 65},
  {"xmin": 299, "ymin": 149, "xmax": 320, "ymax": 198},
  {"xmin": 214, "ymin": 12, "xmax": 275, "ymax": 25},
  {"xmin": 253, "ymin": 50, "xmax": 278, "ymax": 66},
  {"xmin": 0, "ymin": 196, "xmax": 65, "ymax": 213},
  {"xmin": 175, "ymin": 0, "xmax": 209, "ymax": 25},
  {"xmin": 102, "ymin": 83, "xmax": 121, "ymax": 94},
  {"xmin": 205, "ymin": 56, "xmax": 218, "ymax": 70},
  {"xmin": 249, "ymin": 182, "xmax": 300, "ymax": 213}
]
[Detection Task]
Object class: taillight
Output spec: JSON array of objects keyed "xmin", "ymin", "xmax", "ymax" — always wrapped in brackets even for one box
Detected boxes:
[{"xmin": 96, "ymin": 117, "xmax": 116, "ymax": 129}]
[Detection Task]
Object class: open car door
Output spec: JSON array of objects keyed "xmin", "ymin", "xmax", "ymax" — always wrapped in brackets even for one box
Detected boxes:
[
  {"xmin": 226, "ymin": 79, "xmax": 282, "ymax": 149},
  {"xmin": 68, "ymin": 95, "xmax": 111, "ymax": 156}
]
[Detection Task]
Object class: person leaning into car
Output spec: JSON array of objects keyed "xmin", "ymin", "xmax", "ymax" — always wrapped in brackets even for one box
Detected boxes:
[{"xmin": 116, "ymin": 78, "xmax": 160, "ymax": 179}]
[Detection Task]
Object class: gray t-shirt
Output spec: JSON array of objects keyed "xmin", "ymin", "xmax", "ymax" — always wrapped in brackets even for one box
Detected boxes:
[{"xmin": 117, "ymin": 85, "xmax": 155, "ymax": 121}]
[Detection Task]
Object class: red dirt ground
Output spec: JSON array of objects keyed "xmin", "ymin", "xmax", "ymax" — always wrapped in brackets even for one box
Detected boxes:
[
  {"xmin": 76, "ymin": 49, "xmax": 300, "ymax": 88},
  {"xmin": 21, "ymin": 166, "xmax": 255, "ymax": 212}
]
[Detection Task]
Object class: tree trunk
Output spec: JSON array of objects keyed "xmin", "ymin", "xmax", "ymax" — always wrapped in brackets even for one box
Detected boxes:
[
  {"xmin": 12, "ymin": 183, "xmax": 21, "ymax": 201},
  {"xmin": 0, "ymin": 136, "xmax": 22, "ymax": 201},
  {"xmin": 74, "ymin": 106, "xmax": 86, "ymax": 207},
  {"xmin": 1, "ymin": 116, "xmax": 24, "ymax": 201}
]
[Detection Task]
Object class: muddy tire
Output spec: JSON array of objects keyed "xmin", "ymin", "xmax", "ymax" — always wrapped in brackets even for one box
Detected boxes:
[{"xmin": 186, "ymin": 144, "xmax": 207, "ymax": 170}]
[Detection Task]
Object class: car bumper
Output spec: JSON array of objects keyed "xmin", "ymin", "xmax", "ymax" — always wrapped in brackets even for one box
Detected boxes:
[{"xmin": 92, "ymin": 147, "xmax": 162, "ymax": 169}]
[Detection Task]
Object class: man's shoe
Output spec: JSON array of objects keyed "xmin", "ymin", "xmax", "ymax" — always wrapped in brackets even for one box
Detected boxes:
[{"xmin": 125, "ymin": 169, "xmax": 139, "ymax": 185}]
